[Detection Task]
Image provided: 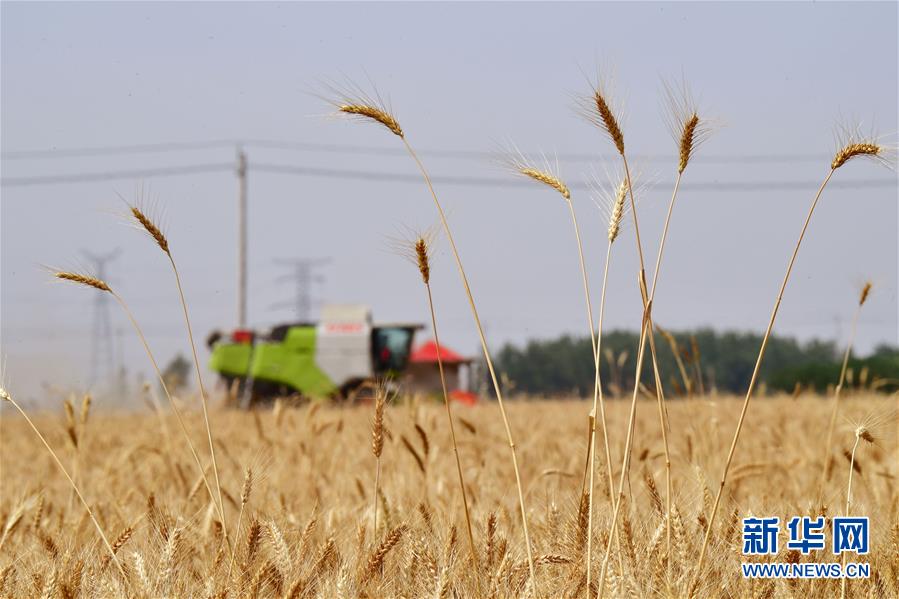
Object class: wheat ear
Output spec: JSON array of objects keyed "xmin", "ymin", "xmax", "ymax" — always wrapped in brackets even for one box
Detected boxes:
[
  {"xmin": 52, "ymin": 269, "xmax": 233, "ymax": 562},
  {"xmin": 128, "ymin": 205, "xmax": 228, "ymax": 541},
  {"xmin": 0, "ymin": 387, "xmax": 128, "ymax": 585},
  {"xmin": 818, "ymin": 281, "xmax": 873, "ymax": 503},
  {"xmin": 689, "ymin": 137, "xmax": 887, "ymax": 594},
  {"xmin": 335, "ymin": 94, "xmax": 537, "ymax": 586},
  {"xmin": 228, "ymin": 467, "xmax": 252, "ymax": 578},
  {"xmin": 657, "ymin": 327, "xmax": 694, "ymax": 397},
  {"xmin": 371, "ymin": 383, "xmax": 386, "ymax": 534}
]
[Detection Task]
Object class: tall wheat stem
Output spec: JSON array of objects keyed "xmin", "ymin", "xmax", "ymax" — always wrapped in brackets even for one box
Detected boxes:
[
  {"xmin": 689, "ymin": 169, "xmax": 836, "ymax": 594},
  {"xmin": 586, "ymin": 240, "xmax": 616, "ymax": 593},
  {"xmin": 111, "ymin": 292, "xmax": 233, "ymax": 559},
  {"xmin": 562, "ymin": 194, "xmax": 621, "ymax": 594},
  {"xmin": 644, "ymin": 171, "xmax": 681, "ymax": 587},
  {"xmin": 622, "ymin": 159, "xmax": 674, "ymax": 530},
  {"xmin": 402, "ymin": 138, "xmax": 537, "ymax": 585},
  {"xmin": 564, "ymin": 195, "xmax": 613, "ymax": 502},
  {"xmin": 597, "ymin": 165, "xmax": 679, "ymax": 598},
  {"xmin": 564, "ymin": 197, "xmax": 607, "ymax": 500},
  {"xmin": 597, "ymin": 291, "xmax": 651, "ymax": 599},
  {"xmin": 839, "ymin": 433, "xmax": 862, "ymax": 599},
  {"xmin": 1, "ymin": 390, "xmax": 128, "ymax": 584},
  {"xmin": 818, "ymin": 303, "xmax": 862, "ymax": 502},
  {"xmin": 424, "ymin": 283, "xmax": 480, "ymax": 594},
  {"xmin": 167, "ymin": 255, "xmax": 227, "ymax": 535}
]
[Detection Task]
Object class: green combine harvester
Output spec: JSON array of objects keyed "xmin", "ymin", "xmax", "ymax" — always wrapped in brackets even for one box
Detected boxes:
[{"xmin": 208, "ymin": 305, "xmax": 422, "ymax": 406}]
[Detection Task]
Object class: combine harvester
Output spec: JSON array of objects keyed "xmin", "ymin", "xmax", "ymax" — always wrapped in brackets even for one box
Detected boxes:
[{"xmin": 208, "ymin": 305, "xmax": 422, "ymax": 406}]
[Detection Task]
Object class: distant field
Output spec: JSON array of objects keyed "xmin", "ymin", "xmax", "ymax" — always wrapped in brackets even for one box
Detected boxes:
[{"xmin": 0, "ymin": 393, "xmax": 895, "ymax": 598}]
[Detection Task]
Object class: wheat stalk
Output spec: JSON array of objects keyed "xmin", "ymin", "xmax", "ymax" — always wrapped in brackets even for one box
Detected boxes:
[
  {"xmin": 51, "ymin": 269, "xmax": 233, "ymax": 562},
  {"xmin": 583, "ymin": 173, "xmax": 633, "ymax": 596},
  {"xmin": 509, "ymin": 152, "xmax": 624, "ymax": 593},
  {"xmin": 127, "ymin": 203, "xmax": 228, "ymax": 544},
  {"xmin": 818, "ymin": 281, "xmax": 873, "ymax": 502},
  {"xmin": 840, "ymin": 423, "xmax": 876, "ymax": 599},
  {"xmin": 596, "ymin": 77, "xmax": 714, "ymax": 597},
  {"xmin": 0, "ymin": 386, "xmax": 128, "ymax": 585},
  {"xmin": 332, "ymin": 89, "xmax": 537, "ymax": 586},
  {"xmin": 396, "ymin": 230, "xmax": 480, "ymax": 590},
  {"xmin": 689, "ymin": 133, "xmax": 888, "ymax": 595}
]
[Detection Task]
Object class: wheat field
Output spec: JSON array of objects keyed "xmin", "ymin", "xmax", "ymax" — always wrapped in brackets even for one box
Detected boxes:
[
  {"xmin": 1, "ymin": 64, "xmax": 895, "ymax": 599},
  {"xmin": 0, "ymin": 393, "xmax": 895, "ymax": 598}
]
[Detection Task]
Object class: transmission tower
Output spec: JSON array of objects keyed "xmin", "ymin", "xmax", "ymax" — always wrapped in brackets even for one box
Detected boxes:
[
  {"xmin": 271, "ymin": 258, "xmax": 331, "ymax": 321},
  {"xmin": 82, "ymin": 249, "xmax": 121, "ymax": 388}
]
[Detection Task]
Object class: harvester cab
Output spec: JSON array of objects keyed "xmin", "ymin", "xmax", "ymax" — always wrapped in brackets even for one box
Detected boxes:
[{"xmin": 208, "ymin": 305, "xmax": 422, "ymax": 406}]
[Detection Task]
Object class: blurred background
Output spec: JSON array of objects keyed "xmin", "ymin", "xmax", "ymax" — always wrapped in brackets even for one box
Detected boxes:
[{"xmin": 2, "ymin": 2, "xmax": 896, "ymax": 405}]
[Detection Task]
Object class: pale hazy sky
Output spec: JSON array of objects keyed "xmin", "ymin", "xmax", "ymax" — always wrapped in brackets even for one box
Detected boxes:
[{"xmin": 2, "ymin": 2, "xmax": 897, "ymax": 403}]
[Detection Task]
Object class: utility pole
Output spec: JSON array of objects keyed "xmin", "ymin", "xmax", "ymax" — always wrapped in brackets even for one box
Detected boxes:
[
  {"xmin": 82, "ymin": 248, "xmax": 121, "ymax": 389},
  {"xmin": 115, "ymin": 327, "xmax": 128, "ymax": 400},
  {"xmin": 271, "ymin": 258, "xmax": 331, "ymax": 321},
  {"xmin": 237, "ymin": 147, "xmax": 248, "ymax": 329}
]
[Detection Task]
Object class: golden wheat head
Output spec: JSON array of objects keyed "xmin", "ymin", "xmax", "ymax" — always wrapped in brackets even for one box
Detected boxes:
[
  {"xmin": 130, "ymin": 206, "xmax": 170, "ymax": 254},
  {"xmin": 831, "ymin": 125, "xmax": 892, "ymax": 170},
  {"xmin": 591, "ymin": 169, "xmax": 637, "ymax": 244},
  {"xmin": 326, "ymin": 83, "xmax": 404, "ymax": 138},
  {"xmin": 372, "ymin": 385, "xmax": 386, "ymax": 459},
  {"xmin": 414, "ymin": 238, "xmax": 430, "ymax": 285},
  {"xmin": 54, "ymin": 271, "xmax": 112, "ymax": 293},
  {"xmin": 519, "ymin": 167, "xmax": 570, "ymax": 199},
  {"xmin": 855, "ymin": 426, "xmax": 875, "ymax": 444},
  {"xmin": 832, "ymin": 142, "xmax": 884, "ymax": 170},
  {"xmin": 607, "ymin": 179, "xmax": 628, "ymax": 242},
  {"xmin": 663, "ymin": 78, "xmax": 713, "ymax": 173},
  {"xmin": 388, "ymin": 225, "xmax": 438, "ymax": 286},
  {"xmin": 859, "ymin": 281, "xmax": 873, "ymax": 306},
  {"xmin": 240, "ymin": 467, "xmax": 253, "ymax": 506},
  {"xmin": 505, "ymin": 151, "xmax": 570, "ymax": 200},
  {"xmin": 576, "ymin": 76, "xmax": 625, "ymax": 155},
  {"xmin": 849, "ymin": 409, "xmax": 896, "ymax": 445},
  {"xmin": 339, "ymin": 104, "xmax": 403, "ymax": 138}
]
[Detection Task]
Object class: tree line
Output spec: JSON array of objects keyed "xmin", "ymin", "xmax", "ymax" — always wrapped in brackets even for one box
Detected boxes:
[{"xmin": 490, "ymin": 328, "xmax": 899, "ymax": 398}]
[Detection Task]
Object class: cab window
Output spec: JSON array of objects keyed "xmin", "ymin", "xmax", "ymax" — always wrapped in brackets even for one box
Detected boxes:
[{"xmin": 372, "ymin": 327, "xmax": 413, "ymax": 373}]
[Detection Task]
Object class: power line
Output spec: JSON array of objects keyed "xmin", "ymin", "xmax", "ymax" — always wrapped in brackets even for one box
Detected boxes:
[
  {"xmin": 2, "ymin": 137, "xmax": 833, "ymax": 164},
  {"xmin": 242, "ymin": 139, "xmax": 833, "ymax": 165},
  {"xmin": 1, "ymin": 163, "xmax": 232, "ymax": 186},
  {"xmin": 251, "ymin": 163, "xmax": 897, "ymax": 192},
  {"xmin": 2, "ymin": 161, "xmax": 895, "ymax": 191},
  {"xmin": 1, "ymin": 140, "xmax": 236, "ymax": 160}
]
